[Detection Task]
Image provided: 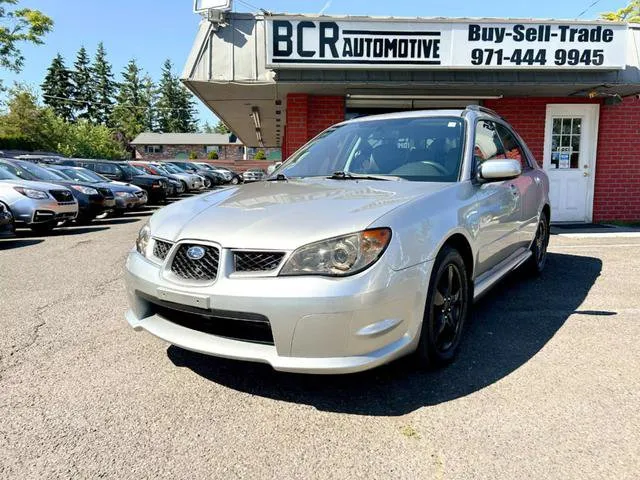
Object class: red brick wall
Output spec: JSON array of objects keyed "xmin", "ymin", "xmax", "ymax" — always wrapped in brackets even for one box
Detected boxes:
[
  {"xmin": 486, "ymin": 97, "xmax": 640, "ymax": 222},
  {"xmin": 593, "ymin": 97, "xmax": 640, "ymax": 221},
  {"xmin": 284, "ymin": 93, "xmax": 345, "ymax": 158}
]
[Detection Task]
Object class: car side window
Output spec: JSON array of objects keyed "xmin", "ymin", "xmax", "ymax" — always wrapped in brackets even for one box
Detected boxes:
[
  {"xmin": 95, "ymin": 163, "xmax": 117, "ymax": 175},
  {"xmin": 495, "ymin": 124, "xmax": 529, "ymax": 170},
  {"xmin": 474, "ymin": 120, "xmax": 505, "ymax": 166}
]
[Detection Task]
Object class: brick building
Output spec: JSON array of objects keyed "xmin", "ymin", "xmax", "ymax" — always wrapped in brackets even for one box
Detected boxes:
[
  {"xmin": 130, "ymin": 132, "xmax": 281, "ymax": 162},
  {"xmin": 181, "ymin": 12, "xmax": 640, "ymax": 222}
]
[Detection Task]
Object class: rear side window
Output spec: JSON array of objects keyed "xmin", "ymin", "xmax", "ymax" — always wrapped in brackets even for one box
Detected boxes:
[
  {"xmin": 496, "ymin": 124, "xmax": 529, "ymax": 170},
  {"xmin": 474, "ymin": 121, "xmax": 505, "ymax": 164},
  {"xmin": 95, "ymin": 163, "xmax": 117, "ymax": 175}
]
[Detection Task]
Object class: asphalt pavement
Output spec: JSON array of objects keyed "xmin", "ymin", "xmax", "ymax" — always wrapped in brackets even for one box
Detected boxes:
[{"xmin": 1, "ymin": 198, "xmax": 639, "ymax": 479}]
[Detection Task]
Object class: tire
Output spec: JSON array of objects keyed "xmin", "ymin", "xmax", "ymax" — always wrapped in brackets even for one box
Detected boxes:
[
  {"xmin": 231, "ymin": 177, "xmax": 239, "ymax": 185},
  {"xmin": 204, "ymin": 177, "xmax": 212, "ymax": 189},
  {"xmin": 181, "ymin": 180, "xmax": 188, "ymax": 192},
  {"xmin": 525, "ymin": 211, "xmax": 550, "ymax": 275},
  {"xmin": 415, "ymin": 246, "xmax": 470, "ymax": 369},
  {"xmin": 30, "ymin": 221, "xmax": 57, "ymax": 234}
]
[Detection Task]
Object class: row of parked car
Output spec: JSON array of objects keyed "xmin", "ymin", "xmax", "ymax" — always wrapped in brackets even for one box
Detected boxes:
[{"xmin": 0, "ymin": 156, "xmax": 257, "ymax": 236}]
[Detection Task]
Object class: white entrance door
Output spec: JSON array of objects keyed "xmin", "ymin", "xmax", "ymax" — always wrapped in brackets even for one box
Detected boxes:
[{"xmin": 543, "ymin": 104, "xmax": 599, "ymax": 223}]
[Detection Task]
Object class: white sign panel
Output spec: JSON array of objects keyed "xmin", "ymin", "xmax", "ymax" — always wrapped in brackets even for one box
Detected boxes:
[{"xmin": 266, "ymin": 19, "xmax": 627, "ymax": 69}]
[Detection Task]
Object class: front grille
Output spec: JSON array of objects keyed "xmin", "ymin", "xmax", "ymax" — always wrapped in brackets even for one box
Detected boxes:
[
  {"xmin": 97, "ymin": 187, "xmax": 114, "ymax": 199},
  {"xmin": 49, "ymin": 190, "xmax": 74, "ymax": 203},
  {"xmin": 138, "ymin": 292, "xmax": 274, "ymax": 345},
  {"xmin": 153, "ymin": 240, "xmax": 172, "ymax": 260},
  {"xmin": 234, "ymin": 251, "xmax": 285, "ymax": 272},
  {"xmin": 170, "ymin": 244, "xmax": 220, "ymax": 281}
]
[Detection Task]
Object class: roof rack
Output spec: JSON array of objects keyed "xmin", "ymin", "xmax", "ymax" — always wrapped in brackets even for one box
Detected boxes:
[{"xmin": 465, "ymin": 105, "xmax": 505, "ymax": 120}]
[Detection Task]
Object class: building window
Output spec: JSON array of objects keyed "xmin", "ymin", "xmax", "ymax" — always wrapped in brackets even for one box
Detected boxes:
[
  {"xmin": 246, "ymin": 147, "xmax": 257, "ymax": 158},
  {"xmin": 205, "ymin": 145, "xmax": 220, "ymax": 154},
  {"xmin": 144, "ymin": 145, "xmax": 163, "ymax": 154}
]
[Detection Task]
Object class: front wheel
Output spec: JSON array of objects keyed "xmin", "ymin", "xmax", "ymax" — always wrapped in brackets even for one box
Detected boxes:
[
  {"xmin": 526, "ymin": 211, "xmax": 550, "ymax": 275},
  {"xmin": 203, "ymin": 177, "xmax": 212, "ymax": 189},
  {"xmin": 415, "ymin": 246, "xmax": 470, "ymax": 369},
  {"xmin": 231, "ymin": 177, "xmax": 239, "ymax": 185}
]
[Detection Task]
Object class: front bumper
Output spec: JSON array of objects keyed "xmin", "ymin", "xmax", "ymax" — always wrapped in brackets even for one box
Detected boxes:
[
  {"xmin": 125, "ymin": 250, "xmax": 432, "ymax": 374},
  {"xmin": 10, "ymin": 197, "xmax": 78, "ymax": 225}
]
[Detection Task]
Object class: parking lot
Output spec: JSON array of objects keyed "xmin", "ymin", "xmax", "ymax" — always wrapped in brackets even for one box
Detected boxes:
[{"xmin": 1, "ymin": 193, "xmax": 639, "ymax": 479}]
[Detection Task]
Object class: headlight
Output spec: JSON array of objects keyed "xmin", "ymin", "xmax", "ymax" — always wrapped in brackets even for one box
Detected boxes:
[
  {"xmin": 136, "ymin": 223, "xmax": 151, "ymax": 256},
  {"xmin": 280, "ymin": 228, "xmax": 392, "ymax": 277},
  {"xmin": 70, "ymin": 185, "xmax": 99, "ymax": 195},
  {"xmin": 115, "ymin": 191, "xmax": 133, "ymax": 197},
  {"xmin": 13, "ymin": 187, "xmax": 49, "ymax": 199}
]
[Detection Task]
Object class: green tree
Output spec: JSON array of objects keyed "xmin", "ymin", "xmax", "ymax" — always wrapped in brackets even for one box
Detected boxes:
[
  {"xmin": 92, "ymin": 42, "xmax": 116, "ymax": 125},
  {"xmin": 207, "ymin": 150, "xmax": 218, "ymax": 160},
  {"xmin": 111, "ymin": 59, "xmax": 146, "ymax": 141},
  {"xmin": 0, "ymin": 0, "xmax": 53, "ymax": 89},
  {"xmin": 41, "ymin": 53, "xmax": 74, "ymax": 122},
  {"xmin": 601, "ymin": 1, "xmax": 640, "ymax": 22},
  {"xmin": 71, "ymin": 46, "xmax": 95, "ymax": 121},
  {"xmin": 57, "ymin": 120, "xmax": 127, "ymax": 159},
  {"xmin": 188, "ymin": 151, "xmax": 198, "ymax": 160},
  {"xmin": 214, "ymin": 120, "xmax": 230, "ymax": 134},
  {"xmin": 140, "ymin": 74, "xmax": 157, "ymax": 132},
  {"xmin": 156, "ymin": 59, "xmax": 198, "ymax": 133},
  {"xmin": 202, "ymin": 121, "xmax": 213, "ymax": 133}
]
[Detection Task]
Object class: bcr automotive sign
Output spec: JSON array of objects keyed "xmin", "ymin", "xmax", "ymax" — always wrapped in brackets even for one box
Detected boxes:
[{"xmin": 265, "ymin": 18, "xmax": 627, "ymax": 69}]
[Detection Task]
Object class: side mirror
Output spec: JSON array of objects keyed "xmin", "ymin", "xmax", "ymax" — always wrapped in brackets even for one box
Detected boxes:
[{"xmin": 477, "ymin": 159, "xmax": 521, "ymax": 183}]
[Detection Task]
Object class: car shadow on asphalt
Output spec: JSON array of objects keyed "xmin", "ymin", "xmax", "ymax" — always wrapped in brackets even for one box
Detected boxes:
[
  {"xmin": 0, "ymin": 238, "xmax": 45, "ymax": 250},
  {"xmin": 17, "ymin": 226, "xmax": 111, "ymax": 238},
  {"xmin": 167, "ymin": 252, "xmax": 603, "ymax": 416},
  {"xmin": 94, "ymin": 218, "xmax": 142, "ymax": 226}
]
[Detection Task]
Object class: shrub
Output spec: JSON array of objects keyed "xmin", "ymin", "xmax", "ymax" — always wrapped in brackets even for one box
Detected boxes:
[
  {"xmin": 207, "ymin": 150, "xmax": 219, "ymax": 160},
  {"xmin": 254, "ymin": 150, "xmax": 266, "ymax": 160},
  {"xmin": 188, "ymin": 151, "xmax": 198, "ymax": 160}
]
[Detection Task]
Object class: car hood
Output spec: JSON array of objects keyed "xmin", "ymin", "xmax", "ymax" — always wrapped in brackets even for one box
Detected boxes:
[
  {"xmin": 151, "ymin": 178, "xmax": 451, "ymax": 250},
  {"xmin": 133, "ymin": 174, "xmax": 165, "ymax": 182},
  {"xmin": 109, "ymin": 181, "xmax": 143, "ymax": 191},
  {"xmin": 0, "ymin": 179, "xmax": 74, "ymax": 192},
  {"xmin": 94, "ymin": 181, "xmax": 138, "ymax": 193}
]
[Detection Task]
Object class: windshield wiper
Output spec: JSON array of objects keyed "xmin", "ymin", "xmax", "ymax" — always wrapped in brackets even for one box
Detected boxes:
[
  {"xmin": 266, "ymin": 173, "xmax": 288, "ymax": 182},
  {"xmin": 328, "ymin": 171, "xmax": 394, "ymax": 181}
]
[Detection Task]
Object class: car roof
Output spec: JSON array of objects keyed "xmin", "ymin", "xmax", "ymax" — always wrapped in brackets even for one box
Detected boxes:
[{"xmin": 339, "ymin": 105, "xmax": 502, "ymax": 126}]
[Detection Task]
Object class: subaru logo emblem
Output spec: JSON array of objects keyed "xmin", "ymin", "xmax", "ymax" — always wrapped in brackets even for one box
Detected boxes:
[{"xmin": 186, "ymin": 246, "xmax": 206, "ymax": 260}]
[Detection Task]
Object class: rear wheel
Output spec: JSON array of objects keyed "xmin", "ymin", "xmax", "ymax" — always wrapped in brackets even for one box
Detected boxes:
[
  {"xmin": 181, "ymin": 180, "xmax": 188, "ymax": 192},
  {"xmin": 526, "ymin": 211, "xmax": 550, "ymax": 275},
  {"xmin": 415, "ymin": 246, "xmax": 469, "ymax": 369},
  {"xmin": 203, "ymin": 177, "xmax": 212, "ymax": 189},
  {"xmin": 231, "ymin": 177, "xmax": 239, "ymax": 185}
]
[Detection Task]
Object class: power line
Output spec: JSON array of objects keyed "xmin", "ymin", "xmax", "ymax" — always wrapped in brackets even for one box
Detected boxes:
[{"xmin": 576, "ymin": 0, "xmax": 605, "ymax": 19}]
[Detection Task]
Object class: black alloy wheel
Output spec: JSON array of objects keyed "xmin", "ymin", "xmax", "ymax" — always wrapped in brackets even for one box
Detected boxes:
[
  {"xmin": 416, "ymin": 246, "xmax": 469, "ymax": 368},
  {"xmin": 527, "ymin": 211, "xmax": 550, "ymax": 275}
]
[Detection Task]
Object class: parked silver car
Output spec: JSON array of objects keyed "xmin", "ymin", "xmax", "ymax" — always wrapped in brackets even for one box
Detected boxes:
[
  {"xmin": 0, "ymin": 166, "xmax": 78, "ymax": 233},
  {"xmin": 125, "ymin": 107, "xmax": 550, "ymax": 374},
  {"xmin": 242, "ymin": 168, "xmax": 266, "ymax": 182}
]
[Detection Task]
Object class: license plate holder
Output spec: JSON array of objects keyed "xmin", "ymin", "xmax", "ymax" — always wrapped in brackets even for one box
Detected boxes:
[{"xmin": 156, "ymin": 288, "xmax": 210, "ymax": 309}]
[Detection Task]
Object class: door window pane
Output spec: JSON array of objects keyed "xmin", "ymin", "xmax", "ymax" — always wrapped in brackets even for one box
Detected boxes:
[
  {"xmin": 496, "ymin": 123, "xmax": 528, "ymax": 170},
  {"xmin": 474, "ymin": 121, "xmax": 505, "ymax": 165},
  {"xmin": 549, "ymin": 117, "xmax": 582, "ymax": 169}
]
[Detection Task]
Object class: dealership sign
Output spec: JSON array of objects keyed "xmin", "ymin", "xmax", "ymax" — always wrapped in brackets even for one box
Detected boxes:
[{"xmin": 266, "ymin": 19, "xmax": 627, "ymax": 69}]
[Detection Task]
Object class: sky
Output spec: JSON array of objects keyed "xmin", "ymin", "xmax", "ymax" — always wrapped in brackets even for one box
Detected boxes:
[{"xmin": 2, "ymin": 0, "xmax": 629, "ymax": 126}]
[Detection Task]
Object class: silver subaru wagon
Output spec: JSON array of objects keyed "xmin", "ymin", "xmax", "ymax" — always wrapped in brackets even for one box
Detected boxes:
[{"xmin": 125, "ymin": 107, "xmax": 550, "ymax": 374}]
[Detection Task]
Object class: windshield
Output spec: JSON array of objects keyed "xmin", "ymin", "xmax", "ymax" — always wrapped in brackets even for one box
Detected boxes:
[
  {"xmin": 278, "ymin": 116, "xmax": 465, "ymax": 182},
  {"xmin": 121, "ymin": 164, "xmax": 144, "ymax": 177},
  {"xmin": 0, "ymin": 164, "xmax": 20, "ymax": 180},
  {"xmin": 59, "ymin": 168, "xmax": 101, "ymax": 183},
  {"xmin": 195, "ymin": 163, "xmax": 213, "ymax": 171},
  {"xmin": 14, "ymin": 161, "xmax": 66, "ymax": 182},
  {"xmin": 163, "ymin": 164, "xmax": 183, "ymax": 174},
  {"xmin": 151, "ymin": 165, "xmax": 171, "ymax": 176}
]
